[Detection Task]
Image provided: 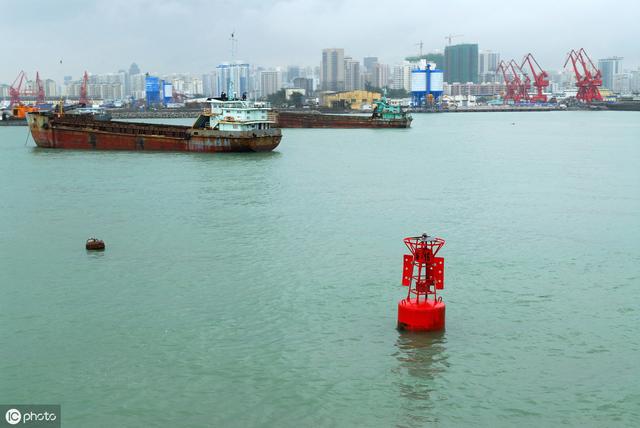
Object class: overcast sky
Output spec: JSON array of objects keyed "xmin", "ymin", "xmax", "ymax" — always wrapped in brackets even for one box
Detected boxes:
[{"xmin": 2, "ymin": 0, "xmax": 638, "ymax": 83}]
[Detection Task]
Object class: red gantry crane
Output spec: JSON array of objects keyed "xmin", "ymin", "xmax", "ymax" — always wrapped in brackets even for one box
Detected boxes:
[
  {"xmin": 9, "ymin": 70, "xmax": 28, "ymax": 106},
  {"xmin": 509, "ymin": 59, "xmax": 530, "ymax": 103},
  {"xmin": 497, "ymin": 60, "xmax": 531, "ymax": 104},
  {"xmin": 564, "ymin": 48, "xmax": 602, "ymax": 103},
  {"xmin": 520, "ymin": 53, "xmax": 549, "ymax": 103},
  {"xmin": 496, "ymin": 60, "xmax": 518, "ymax": 103}
]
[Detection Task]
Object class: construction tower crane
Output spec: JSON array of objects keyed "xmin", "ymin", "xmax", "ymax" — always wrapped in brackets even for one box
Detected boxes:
[
  {"xmin": 520, "ymin": 53, "xmax": 549, "ymax": 103},
  {"xmin": 564, "ymin": 48, "xmax": 602, "ymax": 103},
  {"xmin": 9, "ymin": 70, "xmax": 28, "ymax": 106},
  {"xmin": 79, "ymin": 71, "xmax": 89, "ymax": 105},
  {"xmin": 35, "ymin": 72, "xmax": 45, "ymax": 104},
  {"xmin": 445, "ymin": 34, "xmax": 463, "ymax": 45}
]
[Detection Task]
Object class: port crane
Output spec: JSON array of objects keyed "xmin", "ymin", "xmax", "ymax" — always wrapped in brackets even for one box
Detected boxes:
[
  {"xmin": 79, "ymin": 71, "xmax": 89, "ymax": 105},
  {"xmin": 510, "ymin": 59, "xmax": 530, "ymax": 103},
  {"xmin": 9, "ymin": 70, "xmax": 28, "ymax": 106},
  {"xmin": 497, "ymin": 60, "xmax": 529, "ymax": 103},
  {"xmin": 520, "ymin": 53, "xmax": 549, "ymax": 102},
  {"xmin": 496, "ymin": 60, "xmax": 517, "ymax": 103},
  {"xmin": 564, "ymin": 48, "xmax": 602, "ymax": 103}
]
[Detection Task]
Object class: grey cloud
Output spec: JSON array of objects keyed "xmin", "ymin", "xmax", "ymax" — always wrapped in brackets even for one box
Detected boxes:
[{"xmin": 1, "ymin": 0, "xmax": 638, "ymax": 83}]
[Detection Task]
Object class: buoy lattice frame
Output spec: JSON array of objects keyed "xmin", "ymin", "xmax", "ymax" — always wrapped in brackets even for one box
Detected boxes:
[{"xmin": 401, "ymin": 235, "xmax": 445, "ymax": 303}]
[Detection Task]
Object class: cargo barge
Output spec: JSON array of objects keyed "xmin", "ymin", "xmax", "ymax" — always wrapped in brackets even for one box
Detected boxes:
[
  {"xmin": 26, "ymin": 99, "xmax": 281, "ymax": 153},
  {"xmin": 603, "ymin": 100, "xmax": 640, "ymax": 111},
  {"xmin": 0, "ymin": 117, "xmax": 27, "ymax": 126},
  {"xmin": 276, "ymin": 95, "xmax": 411, "ymax": 128}
]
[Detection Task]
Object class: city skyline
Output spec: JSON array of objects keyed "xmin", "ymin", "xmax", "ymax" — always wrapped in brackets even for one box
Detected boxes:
[{"xmin": 2, "ymin": 0, "xmax": 639, "ymax": 84}]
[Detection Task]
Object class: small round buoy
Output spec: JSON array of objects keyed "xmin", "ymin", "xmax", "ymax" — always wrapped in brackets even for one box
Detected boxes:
[
  {"xmin": 397, "ymin": 298, "xmax": 445, "ymax": 331},
  {"xmin": 86, "ymin": 238, "xmax": 105, "ymax": 251}
]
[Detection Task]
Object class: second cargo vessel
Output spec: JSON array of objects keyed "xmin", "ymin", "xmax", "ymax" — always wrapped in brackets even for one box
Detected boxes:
[{"xmin": 276, "ymin": 95, "xmax": 412, "ymax": 128}]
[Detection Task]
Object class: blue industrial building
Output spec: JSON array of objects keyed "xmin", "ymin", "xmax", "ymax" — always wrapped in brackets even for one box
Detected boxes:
[
  {"xmin": 145, "ymin": 76, "xmax": 174, "ymax": 107},
  {"xmin": 162, "ymin": 81, "xmax": 173, "ymax": 105},
  {"xmin": 411, "ymin": 64, "xmax": 444, "ymax": 107},
  {"xmin": 145, "ymin": 76, "xmax": 161, "ymax": 107}
]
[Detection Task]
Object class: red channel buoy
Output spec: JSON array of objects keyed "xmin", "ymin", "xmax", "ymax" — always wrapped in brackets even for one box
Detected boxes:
[{"xmin": 397, "ymin": 233, "xmax": 446, "ymax": 332}]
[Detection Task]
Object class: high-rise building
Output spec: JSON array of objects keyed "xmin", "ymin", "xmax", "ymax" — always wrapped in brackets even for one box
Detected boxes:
[
  {"xmin": 44, "ymin": 79, "xmax": 57, "ymax": 97},
  {"xmin": 344, "ymin": 57, "xmax": 362, "ymax": 91},
  {"xmin": 391, "ymin": 63, "xmax": 412, "ymax": 92},
  {"xmin": 260, "ymin": 70, "xmax": 281, "ymax": 97},
  {"xmin": 372, "ymin": 63, "xmax": 390, "ymax": 88},
  {"xmin": 164, "ymin": 74, "xmax": 203, "ymax": 96},
  {"xmin": 216, "ymin": 61, "xmax": 250, "ymax": 97},
  {"xmin": 630, "ymin": 68, "xmax": 640, "ymax": 93},
  {"xmin": 598, "ymin": 57, "xmax": 623, "ymax": 90},
  {"xmin": 286, "ymin": 66, "xmax": 301, "ymax": 84},
  {"xmin": 363, "ymin": 57, "xmax": 379, "ymax": 73},
  {"xmin": 129, "ymin": 63, "xmax": 140, "ymax": 75},
  {"xmin": 321, "ymin": 48, "xmax": 345, "ymax": 91},
  {"xmin": 479, "ymin": 50, "xmax": 500, "ymax": 83},
  {"xmin": 202, "ymin": 73, "xmax": 216, "ymax": 97},
  {"xmin": 129, "ymin": 73, "xmax": 146, "ymax": 100},
  {"xmin": 293, "ymin": 77, "xmax": 314, "ymax": 95},
  {"xmin": 125, "ymin": 63, "xmax": 141, "ymax": 97},
  {"xmin": 444, "ymin": 44, "xmax": 479, "ymax": 83},
  {"xmin": 612, "ymin": 73, "xmax": 630, "ymax": 94}
]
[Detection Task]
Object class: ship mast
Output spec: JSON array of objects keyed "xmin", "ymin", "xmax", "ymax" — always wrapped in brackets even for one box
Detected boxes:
[{"xmin": 230, "ymin": 31, "xmax": 238, "ymax": 62}]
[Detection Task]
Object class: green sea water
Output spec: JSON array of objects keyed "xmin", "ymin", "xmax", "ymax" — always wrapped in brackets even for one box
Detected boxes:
[{"xmin": 1, "ymin": 112, "xmax": 639, "ymax": 427}]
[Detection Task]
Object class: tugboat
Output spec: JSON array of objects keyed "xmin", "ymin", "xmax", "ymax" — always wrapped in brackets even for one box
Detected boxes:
[
  {"xmin": 0, "ymin": 104, "xmax": 39, "ymax": 126},
  {"xmin": 276, "ymin": 91, "xmax": 412, "ymax": 128},
  {"xmin": 27, "ymin": 95, "xmax": 281, "ymax": 153}
]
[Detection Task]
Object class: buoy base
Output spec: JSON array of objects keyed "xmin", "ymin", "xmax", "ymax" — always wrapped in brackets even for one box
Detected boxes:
[
  {"xmin": 397, "ymin": 298, "xmax": 445, "ymax": 332},
  {"xmin": 86, "ymin": 238, "xmax": 105, "ymax": 251}
]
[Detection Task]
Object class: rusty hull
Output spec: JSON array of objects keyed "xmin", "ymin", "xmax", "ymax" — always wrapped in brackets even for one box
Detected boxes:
[
  {"xmin": 27, "ymin": 113, "xmax": 281, "ymax": 153},
  {"xmin": 276, "ymin": 111, "xmax": 412, "ymax": 129}
]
